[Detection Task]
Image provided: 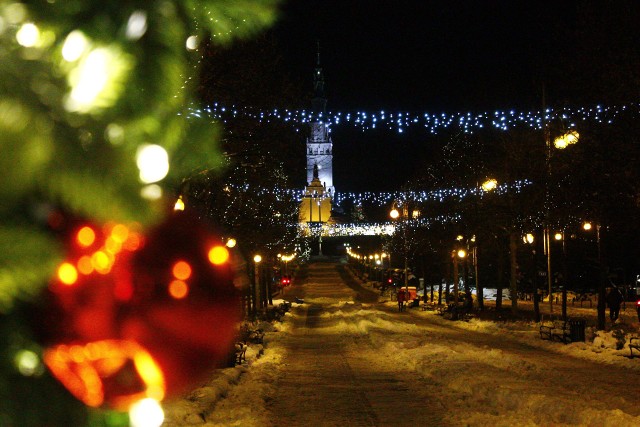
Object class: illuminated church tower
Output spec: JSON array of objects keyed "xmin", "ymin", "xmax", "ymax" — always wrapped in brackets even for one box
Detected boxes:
[
  {"xmin": 300, "ymin": 45, "xmax": 333, "ymax": 229},
  {"xmin": 306, "ymin": 45, "xmax": 334, "ymax": 195}
]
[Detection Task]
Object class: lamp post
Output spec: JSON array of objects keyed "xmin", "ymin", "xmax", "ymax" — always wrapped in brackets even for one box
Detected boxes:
[
  {"xmin": 523, "ymin": 233, "xmax": 540, "ymax": 321},
  {"xmin": 390, "ymin": 205, "xmax": 409, "ymax": 291},
  {"xmin": 554, "ymin": 230, "xmax": 569, "ymax": 320},
  {"xmin": 583, "ymin": 221, "xmax": 605, "ymax": 330},
  {"xmin": 543, "ymin": 129, "xmax": 579, "ymax": 315},
  {"xmin": 381, "ymin": 252, "xmax": 388, "ymax": 270},
  {"xmin": 473, "ymin": 178, "xmax": 497, "ymax": 310},
  {"xmin": 452, "ymin": 248, "xmax": 467, "ymax": 305},
  {"xmin": 452, "ymin": 250, "xmax": 458, "ymax": 305},
  {"xmin": 253, "ymin": 254, "xmax": 262, "ymax": 317},
  {"xmin": 543, "ymin": 227, "xmax": 553, "ymax": 314}
]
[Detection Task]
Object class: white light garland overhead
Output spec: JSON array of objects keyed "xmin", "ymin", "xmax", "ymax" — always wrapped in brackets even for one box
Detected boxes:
[
  {"xmin": 187, "ymin": 103, "xmax": 638, "ymax": 134},
  {"xmin": 297, "ymin": 213, "xmax": 463, "ymax": 237},
  {"xmin": 219, "ymin": 179, "xmax": 532, "ymax": 206}
]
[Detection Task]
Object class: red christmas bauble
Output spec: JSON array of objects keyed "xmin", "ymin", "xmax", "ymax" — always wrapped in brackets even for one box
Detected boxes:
[{"xmin": 42, "ymin": 212, "xmax": 241, "ymax": 410}]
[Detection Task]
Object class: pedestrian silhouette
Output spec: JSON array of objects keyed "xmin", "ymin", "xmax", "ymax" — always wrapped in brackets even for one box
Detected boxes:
[
  {"xmin": 606, "ymin": 286, "xmax": 624, "ymax": 322},
  {"xmin": 397, "ymin": 288, "xmax": 406, "ymax": 312}
]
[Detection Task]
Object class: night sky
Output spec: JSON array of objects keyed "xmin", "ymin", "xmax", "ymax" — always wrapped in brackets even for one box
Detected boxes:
[
  {"xmin": 273, "ymin": 0, "xmax": 578, "ymax": 112},
  {"xmin": 267, "ymin": 1, "xmax": 613, "ymax": 192}
]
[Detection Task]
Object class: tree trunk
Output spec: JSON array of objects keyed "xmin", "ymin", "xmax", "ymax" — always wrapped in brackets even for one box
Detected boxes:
[
  {"xmin": 496, "ymin": 253, "xmax": 504, "ymax": 311},
  {"xmin": 533, "ymin": 290, "xmax": 540, "ymax": 322},
  {"xmin": 476, "ymin": 246, "xmax": 484, "ymax": 310},
  {"xmin": 509, "ymin": 230, "xmax": 519, "ymax": 315}
]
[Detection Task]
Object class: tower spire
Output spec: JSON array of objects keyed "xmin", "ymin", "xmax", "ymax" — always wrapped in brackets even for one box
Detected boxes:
[
  {"xmin": 306, "ymin": 42, "xmax": 334, "ymax": 195},
  {"xmin": 312, "ymin": 41, "xmax": 326, "ymax": 114}
]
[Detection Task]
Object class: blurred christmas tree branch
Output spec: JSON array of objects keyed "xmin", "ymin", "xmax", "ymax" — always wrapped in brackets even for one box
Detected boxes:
[{"xmin": 0, "ymin": 0, "xmax": 281, "ymax": 424}]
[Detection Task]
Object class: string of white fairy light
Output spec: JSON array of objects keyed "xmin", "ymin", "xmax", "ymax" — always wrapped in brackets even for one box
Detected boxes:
[{"xmin": 188, "ymin": 103, "xmax": 638, "ymax": 133}]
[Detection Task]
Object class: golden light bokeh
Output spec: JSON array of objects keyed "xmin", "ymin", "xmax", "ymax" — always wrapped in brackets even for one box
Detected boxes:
[
  {"xmin": 171, "ymin": 261, "xmax": 192, "ymax": 281},
  {"xmin": 208, "ymin": 246, "xmax": 230, "ymax": 265},
  {"xmin": 168, "ymin": 280, "xmax": 189, "ymax": 299},
  {"xmin": 76, "ymin": 226, "xmax": 96, "ymax": 247},
  {"xmin": 110, "ymin": 223, "xmax": 129, "ymax": 243},
  {"xmin": 123, "ymin": 231, "xmax": 142, "ymax": 251},
  {"xmin": 91, "ymin": 251, "xmax": 112, "ymax": 274},
  {"xmin": 57, "ymin": 262, "xmax": 78, "ymax": 285},
  {"xmin": 77, "ymin": 255, "xmax": 94, "ymax": 275}
]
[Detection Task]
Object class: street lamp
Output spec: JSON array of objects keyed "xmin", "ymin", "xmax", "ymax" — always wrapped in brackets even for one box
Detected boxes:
[
  {"xmin": 452, "ymin": 248, "xmax": 467, "ymax": 305},
  {"xmin": 583, "ymin": 220, "xmax": 605, "ymax": 329},
  {"xmin": 553, "ymin": 230, "xmax": 569, "ymax": 320},
  {"xmin": 253, "ymin": 254, "xmax": 262, "ymax": 316},
  {"xmin": 523, "ymin": 232, "xmax": 541, "ymax": 321},
  {"xmin": 481, "ymin": 178, "xmax": 497, "ymax": 192},
  {"xmin": 390, "ymin": 204, "xmax": 409, "ymax": 290},
  {"xmin": 544, "ymin": 129, "xmax": 579, "ymax": 315},
  {"xmin": 553, "ymin": 130, "xmax": 580, "ymax": 149},
  {"xmin": 473, "ymin": 178, "xmax": 497, "ymax": 310}
]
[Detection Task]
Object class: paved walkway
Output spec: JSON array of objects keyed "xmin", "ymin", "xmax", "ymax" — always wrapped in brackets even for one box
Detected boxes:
[{"xmin": 265, "ymin": 262, "xmax": 443, "ymax": 426}]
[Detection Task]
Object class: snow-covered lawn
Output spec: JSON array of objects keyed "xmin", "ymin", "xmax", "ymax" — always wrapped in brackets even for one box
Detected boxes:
[{"xmin": 164, "ymin": 265, "xmax": 640, "ymax": 426}]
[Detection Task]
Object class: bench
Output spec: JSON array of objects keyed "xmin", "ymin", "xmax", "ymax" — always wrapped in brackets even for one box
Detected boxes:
[
  {"xmin": 266, "ymin": 301, "xmax": 291, "ymax": 322},
  {"xmin": 539, "ymin": 319, "xmax": 570, "ymax": 343},
  {"xmin": 439, "ymin": 303, "xmax": 475, "ymax": 321},
  {"xmin": 239, "ymin": 323, "xmax": 265, "ymax": 344},
  {"xmin": 421, "ymin": 302, "xmax": 436, "ymax": 311},
  {"xmin": 273, "ymin": 301, "xmax": 292, "ymax": 320},
  {"xmin": 234, "ymin": 342, "xmax": 248, "ymax": 365},
  {"xmin": 280, "ymin": 301, "xmax": 292, "ymax": 311},
  {"xmin": 629, "ymin": 337, "xmax": 640, "ymax": 358}
]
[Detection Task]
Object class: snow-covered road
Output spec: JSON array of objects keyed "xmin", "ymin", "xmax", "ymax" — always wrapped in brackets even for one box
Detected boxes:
[{"xmin": 167, "ymin": 261, "xmax": 640, "ymax": 426}]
